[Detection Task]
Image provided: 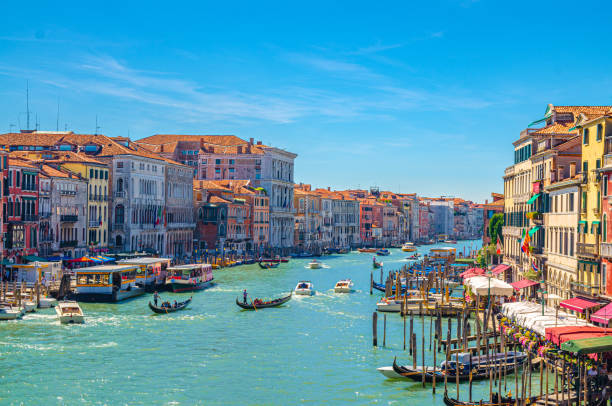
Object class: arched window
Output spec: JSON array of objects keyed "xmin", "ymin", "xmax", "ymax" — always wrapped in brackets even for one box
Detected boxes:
[
  {"xmin": 115, "ymin": 205, "xmax": 125, "ymax": 224},
  {"xmin": 115, "ymin": 235, "xmax": 123, "ymax": 247}
]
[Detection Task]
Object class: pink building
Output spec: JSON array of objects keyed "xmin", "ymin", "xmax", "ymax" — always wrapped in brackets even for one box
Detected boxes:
[{"xmin": 419, "ymin": 201, "xmax": 431, "ymax": 241}]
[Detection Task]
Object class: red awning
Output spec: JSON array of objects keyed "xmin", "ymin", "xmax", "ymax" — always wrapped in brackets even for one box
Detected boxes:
[
  {"xmin": 510, "ymin": 279, "xmax": 539, "ymax": 290},
  {"xmin": 491, "ymin": 264, "xmax": 510, "ymax": 275},
  {"xmin": 559, "ymin": 297, "xmax": 601, "ymax": 313},
  {"xmin": 545, "ymin": 326, "xmax": 611, "ymax": 346},
  {"xmin": 460, "ymin": 268, "xmax": 485, "ymax": 277},
  {"xmin": 591, "ymin": 302, "xmax": 612, "ymax": 324}
]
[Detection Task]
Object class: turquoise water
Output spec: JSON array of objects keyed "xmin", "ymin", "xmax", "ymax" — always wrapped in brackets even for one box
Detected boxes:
[{"xmin": 0, "ymin": 239, "xmax": 526, "ymax": 405}]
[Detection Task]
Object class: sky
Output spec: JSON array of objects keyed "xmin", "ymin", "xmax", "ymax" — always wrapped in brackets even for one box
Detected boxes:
[{"xmin": 1, "ymin": 1, "xmax": 612, "ymax": 203}]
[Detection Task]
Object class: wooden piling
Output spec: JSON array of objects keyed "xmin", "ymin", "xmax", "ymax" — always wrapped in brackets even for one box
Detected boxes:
[
  {"xmin": 383, "ymin": 313, "xmax": 387, "ymax": 347},
  {"xmin": 403, "ymin": 310, "xmax": 406, "ymax": 351},
  {"xmin": 372, "ymin": 312, "xmax": 378, "ymax": 346},
  {"xmin": 444, "ymin": 330, "xmax": 450, "ymax": 395},
  {"xmin": 539, "ymin": 359, "xmax": 543, "ymax": 398},
  {"xmin": 412, "ymin": 333, "xmax": 417, "ymax": 369},
  {"xmin": 469, "ymin": 352, "xmax": 473, "ymax": 402},
  {"xmin": 432, "ymin": 338, "xmax": 436, "ymax": 394},
  {"xmin": 370, "ymin": 272, "xmax": 373, "ymax": 295},
  {"xmin": 409, "ymin": 312, "xmax": 414, "ymax": 355},
  {"xmin": 421, "ymin": 310, "xmax": 425, "ymax": 387}
]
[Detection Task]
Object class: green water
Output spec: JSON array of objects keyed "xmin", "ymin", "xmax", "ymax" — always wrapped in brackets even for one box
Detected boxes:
[{"xmin": 0, "ymin": 240, "xmax": 527, "ymax": 405}]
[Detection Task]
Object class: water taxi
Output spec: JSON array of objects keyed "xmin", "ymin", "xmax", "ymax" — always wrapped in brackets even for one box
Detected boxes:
[
  {"xmin": 358, "ymin": 248, "xmax": 377, "ymax": 253},
  {"xmin": 307, "ymin": 260, "xmax": 322, "ymax": 269},
  {"xmin": 295, "ymin": 281, "xmax": 314, "ymax": 295},
  {"xmin": 401, "ymin": 243, "xmax": 417, "ymax": 252},
  {"xmin": 429, "ymin": 247, "xmax": 456, "ymax": 261},
  {"xmin": 334, "ymin": 279, "xmax": 354, "ymax": 293},
  {"xmin": 376, "ymin": 249, "xmax": 390, "ymax": 256},
  {"xmin": 0, "ymin": 304, "xmax": 23, "ymax": 320},
  {"xmin": 38, "ymin": 296, "xmax": 58, "ymax": 308},
  {"xmin": 166, "ymin": 264, "xmax": 214, "ymax": 293},
  {"xmin": 75, "ymin": 264, "xmax": 144, "ymax": 302},
  {"xmin": 55, "ymin": 301, "xmax": 84, "ymax": 324},
  {"xmin": 117, "ymin": 257, "xmax": 172, "ymax": 291}
]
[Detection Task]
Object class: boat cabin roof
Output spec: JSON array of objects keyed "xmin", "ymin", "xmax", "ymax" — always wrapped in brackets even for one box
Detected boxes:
[
  {"xmin": 117, "ymin": 257, "xmax": 170, "ymax": 265},
  {"xmin": 76, "ymin": 264, "xmax": 139, "ymax": 274},
  {"xmin": 167, "ymin": 263, "xmax": 212, "ymax": 271}
]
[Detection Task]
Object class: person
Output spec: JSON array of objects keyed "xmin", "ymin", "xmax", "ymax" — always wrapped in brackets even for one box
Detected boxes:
[
  {"xmin": 172, "ymin": 300, "xmax": 177, "ymax": 308},
  {"xmin": 243, "ymin": 289, "xmax": 248, "ymax": 304},
  {"xmin": 153, "ymin": 291, "xmax": 159, "ymax": 306}
]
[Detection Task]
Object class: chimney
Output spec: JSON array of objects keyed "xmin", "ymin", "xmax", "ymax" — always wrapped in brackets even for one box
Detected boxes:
[
  {"xmin": 570, "ymin": 161, "xmax": 576, "ymax": 177},
  {"xmin": 249, "ymin": 138, "xmax": 254, "ymax": 145},
  {"xmin": 485, "ymin": 199, "xmax": 488, "ymax": 205},
  {"xmin": 257, "ymin": 140, "xmax": 262, "ymax": 145}
]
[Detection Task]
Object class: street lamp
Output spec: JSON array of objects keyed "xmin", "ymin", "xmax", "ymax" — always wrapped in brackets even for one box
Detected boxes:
[{"xmin": 538, "ymin": 279, "xmax": 547, "ymax": 316}]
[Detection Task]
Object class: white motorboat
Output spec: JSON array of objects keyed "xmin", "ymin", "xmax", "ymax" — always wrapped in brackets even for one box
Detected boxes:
[
  {"xmin": 401, "ymin": 243, "xmax": 417, "ymax": 252},
  {"xmin": 23, "ymin": 300, "xmax": 37, "ymax": 312},
  {"xmin": 307, "ymin": 260, "xmax": 322, "ymax": 269},
  {"xmin": 38, "ymin": 296, "xmax": 58, "ymax": 308},
  {"xmin": 295, "ymin": 281, "xmax": 314, "ymax": 296},
  {"xmin": 0, "ymin": 304, "xmax": 24, "ymax": 320},
  {"xmin": 55, "ymin": 301, "xmax": 85, "ymax": 324},
  {"xmin": 376, "ymin": 297, "xmax": 402, "ymax": 312},
  {"xmin": 334, "ymin": 279, "xmax": 354, "ymax": 293}
]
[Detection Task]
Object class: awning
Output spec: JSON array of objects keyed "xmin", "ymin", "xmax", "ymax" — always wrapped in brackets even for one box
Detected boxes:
[
  {"xmin": 491, "ymin": 264, "xmax": 510, "ymax": 275},
  {"xmin": 591, "ymin": 302, "xmax": 612, "ymax": 325},
  {"xmin": 545, "ymin": 326, "xmax": 611, "ymax": 346},
  {"xmin": 528, "ymin": 226, "xmax": 541, "ymax": 237},
  {"xmin": 22, "ymin": 255, "xmax": 47, "ymax": 263},
  {"xmin": 561, "ymin": 336, "xmax": 612, "ymax": 355},
  {"xmin": 527, "ymin": 193, "xmax": 541, "ymax": 205},
  {"xmin": 510, "ymin": 279, "xmax": 540, "ymax": 290},
  {"xmin": 528, "ymin": 117, "xmax": 548, "ymax": 127},
  {"xmin": 66, "ymin": 256, "xmax": 96, "ymax": 263},
  {"xmin": 466, "ymin": 276, "xmax": 515, "ymax": 297},
  {"xmin": 560, "ymin": 297, "xmax": 602, "ymax": 313}
]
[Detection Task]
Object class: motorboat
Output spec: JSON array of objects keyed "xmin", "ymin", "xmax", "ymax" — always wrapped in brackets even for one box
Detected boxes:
[
  {"xmin": 307, "ymin": 260, "xmax": 322, "ymax": 269},
  {"xmin": 401, "ymin": 243, "xmax": 417, "ymax": 252},
  {"xmin": 406, "ymin": 253, "xmax": 422, "ymax": 260},
  {"xmin": 334, "ymin": 279, "xmax": 354, "ymax": 293},
  {"xmin": 295, "ymin": 281, "xmax": 314, "ymax": 296},
  {"xmin": 23, "ymin": 300, "xmax": 37, "ymax": 312},
  {"xmin": 38, "ymin": 296, "xmax": 58, "ymax": 308},
  {"xmin": 358, "ymin": 248, "xmax": 377, "ymax": 253},
  {"xmin": 55, "ymin": 301, "xmax": 85, "ymax": 324},
  {"xmin": 166, "ymin": 263, "xmax": 214, "ymax": 292},
  {"xmin": 376, "ymin": 249, "xmax": 390, "ymax": 256},
  {"xmin": 0, "ymin": 304, "xmax": 24, "ymax": 320}
]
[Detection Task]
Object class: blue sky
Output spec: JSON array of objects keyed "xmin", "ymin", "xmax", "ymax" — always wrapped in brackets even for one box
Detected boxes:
[{"xmin": 1, "ymin": 1, "xmax": 612, "ymax": 202}]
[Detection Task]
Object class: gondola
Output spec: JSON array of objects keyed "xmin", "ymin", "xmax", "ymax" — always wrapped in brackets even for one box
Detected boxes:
[
  {"xmin": 149, "ymin": 297, "xmax": 192, "ymax": 314},
  {"xmin": 258, "ymin": 262, "xmax": 279, "ymax": 269},
  {"xmin": 392, "ymin": 357, "xmax": 519, "ymax": 383},
  {"xmin": 235, "ymin": 292, "xmax": 292, "ymax": 310},
  {"xmin": 372, "ymin": 281, "xmax": 406, "ymax": 293},
  {"xmin": 443, "ymin": 391, "xmax": 516, "ymax": 406},
  {"xmin": 373, "ymin": 260, "xmax": 382, "ymax": 269}
]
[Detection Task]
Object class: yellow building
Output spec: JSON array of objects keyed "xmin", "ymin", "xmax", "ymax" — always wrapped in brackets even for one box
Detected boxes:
[
  {"xmin": 577, "ymin": 111, "xmax": 612, "ymax": 296},
  {"xmin": 55, "ymin": 153, "xmax": 110, "ymax": 252}
]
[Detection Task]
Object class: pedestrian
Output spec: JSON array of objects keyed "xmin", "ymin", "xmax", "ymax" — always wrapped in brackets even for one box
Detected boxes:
[{"xmin": 243, "ymin": 289, "xmax": 248, "ymax": 304}]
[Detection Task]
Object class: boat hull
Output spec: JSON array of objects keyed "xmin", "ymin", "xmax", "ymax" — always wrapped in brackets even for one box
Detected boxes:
[
  {"xmin": 295, "ymin": 289, "xmax": 314, "ymax": 296},
  {"xmin": 334, "ymin": 287, "xmax": 354, "ymax": 293},
  {"xmin": 38, "ymin": 297, "xmax": 58, "ymax": 308},
  {"xmin": 169, "ymin": 280, "xmax": 214, "ymax": 293},
  {"xmin": 307, "ymin": 263, "xmax": 322, "ymax": 269},
  {"xmin": 76, "ymin": 287, "xmax": 145, "ymax": 303},
  {"xmin": 0, "ymin": 308, "xmax": 23, "ymax": 320},
  {"xmin": 377, "ymin": 366, "xmax": 403, "ymax": 379}
]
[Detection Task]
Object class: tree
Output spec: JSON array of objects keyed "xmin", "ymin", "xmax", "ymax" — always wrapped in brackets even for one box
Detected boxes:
[{"xmin": 488, "ymin": 213, "xmax": 504, "ymax": 243}]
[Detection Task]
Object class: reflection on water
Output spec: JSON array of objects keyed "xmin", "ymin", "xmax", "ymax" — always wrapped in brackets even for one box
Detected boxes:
[{"xmin": 0, "ymin": 240, "xmax": 490, "ymax": 405}]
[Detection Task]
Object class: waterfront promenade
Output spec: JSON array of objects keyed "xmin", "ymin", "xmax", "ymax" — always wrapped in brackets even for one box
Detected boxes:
[{"xmin": 0, "ymin": 241, "xmax": 487, "ymax": 405}]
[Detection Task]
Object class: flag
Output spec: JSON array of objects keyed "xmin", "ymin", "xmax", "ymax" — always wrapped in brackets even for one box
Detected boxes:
[
  {"xmin": 99, "ymin": 216, "xmax": 102, "ymax": 226},
  {"xmin": 496, "ymin": 235, "xmax": 503, "ymax": 255},
  {"xmin": 531, "ymin": 261, "xmax": 539, "ymax": 273},
  {"xmin": 520, "ymin": 229, "xmax": 531, "ymax": 256},
  {"xmin": 155, "ymin": 206, "xmax": 162, "ymax": 225}
]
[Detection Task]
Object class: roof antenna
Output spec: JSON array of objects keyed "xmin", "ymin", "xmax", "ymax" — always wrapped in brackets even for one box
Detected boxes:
[
  {"xmin": 95, "ymin": 115, "xmax": 101, "ymax": 135},
  {"xmin": 26, "ymin": 80, "xmax": 31, "ymax": 130},
  {"xmin": 56, "ymin": 98, "xmax": 60, "ymax": 131}
]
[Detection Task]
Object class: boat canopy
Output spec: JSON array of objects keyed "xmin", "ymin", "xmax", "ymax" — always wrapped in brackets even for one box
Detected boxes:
[
  {"xmin": 118, "ymin": 257, "xmax": 171, "ymax": 265},
  {"xmin": 76, "ymin": 264, "xmax": 139, "ymax": 274},
  {"xmin": 561, "ymin": 336, "xmax": 612, "ymax": 355}
]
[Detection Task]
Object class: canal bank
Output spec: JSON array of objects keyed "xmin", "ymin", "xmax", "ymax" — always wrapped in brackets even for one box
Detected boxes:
[{"xmin": 0, "ymin": 240, "xmax": 491, "ymax": 405}]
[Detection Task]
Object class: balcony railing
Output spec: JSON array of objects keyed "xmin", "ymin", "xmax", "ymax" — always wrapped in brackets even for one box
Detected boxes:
[
  {"xmin": 112, "ymin": 223, "xmax": 124, "ymax": 231},
  {"xmin": 60, "ymin": 190, "xmax": 76, "ymax": 196},
  {"xmin": 577, "ymin": 242, "xmax": 599, "ymax": 257},
  {"xmin": 89, "ymin": 194, "xmax": 108, "ymax": 202},
  {"xmin": 23, "ymin": 214, "xmax": 39, "ymax": 222},
  {"xmin": 601, "ymin": 242, "xmax": 612, "ymax": 258},
  {"xmin": 570, "ymin": 281, "xmax": 601, "ymax": 297},
  {"xmin": 114, "ymin": 191, "xmax": 125, "ymax": 198},
  {"xmin": 59, "ymin": 240, "xmax": 78, "ymax": 248},
  {"xmin": 89, "ymin": 220, "xmax": 101, "ymax": 228},
  {"xmin": 60, "ymin": 214, "xmax": 79, "ymax": 222}
]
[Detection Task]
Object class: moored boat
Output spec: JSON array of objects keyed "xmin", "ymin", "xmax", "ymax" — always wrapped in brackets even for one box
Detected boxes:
[
  {"xmin": 295, "ymin": 281, "xmax": 314, "ymax": 296},
  {"xmin": 166, "ymin": 264, "xmax": 214, "ymax": 292},
  {"xmin": 334, "ymin": 279, "xmax": 354, "ymax": 293},
  {"xmin": 0, "ymin": 304, "xmax": 24, "ymax": 320},
  {"xmin": 75, "ymin": 265, "xmax": 145, "ymax": 302},
  {"xmin": 307, "ymin": 260, "xmax": 322, "ymax": 269},
  {"xmin": 38, "ymin": 296, "xmax": 58, "ymax": 308},
  {"xmin": 55, "ymin": 301, "xmax": 85, "ymax": 324},
  {"xmin": 23, "ymin": 300, "xmax": 37, "ymax": 312},
  {"xmin": 443, "ymin": 391, "xmax": 517, "ymax": 406},
  {"xmin": 235, "ymin": 292, "xmax": 292, "ymax": 310},
  {"xmin": 376, "ymin": 249, "xmax": 390, "ymax": 256},
  {"xmin": 149, "ymin": 297, "xmax": 192, "ymax": 314},
  {"xmin": 337, "ymin": 248, "xmax": 350, "ymax": 254},
  {"xmin": 258, "ymin": 262, "xmax": 279, "ymax": 269}
]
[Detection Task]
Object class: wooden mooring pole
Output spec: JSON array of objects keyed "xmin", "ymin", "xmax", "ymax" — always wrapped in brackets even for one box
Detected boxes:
[{"xmin": 372, "ymin": 312, "xmax": 378, "ymax": 347}]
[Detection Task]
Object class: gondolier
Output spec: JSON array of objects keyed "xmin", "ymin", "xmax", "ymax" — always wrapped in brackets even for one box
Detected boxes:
[
  {"xmin": 153, "ymin": 291, "xmax": 160, "ymax": 306},
  {"xmin": 243, "ymin": 289, "xmax": 248, "ymax": 304}
]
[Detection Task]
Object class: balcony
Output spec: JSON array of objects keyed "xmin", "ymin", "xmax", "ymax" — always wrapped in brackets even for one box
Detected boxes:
[
  {"xmin": 577, "ymin": 242, "xmax": 599, "ymax": 258},
  {"xmin": 531, "ymin": 246, "xmax": 544, "ymax": 256},
  {"xmin": 60, "ymin": 190, "xmax": 76, "ymax": 196},
  {"xmin": 601, "ymin": 242, "xmax": 612, "ymax": 258},
  {"xmin": 61, "ymin": 214, "xmax": 79, "ymax": 222},
  {"xmin": 59, "ymin": 240, "xmax": 78, "ymax": 248},
  {"xmin": 89, "ymin": 220, "xmax": 100, "ymax": 228},
  {"xmin": 114, "ymin": 191, "xmax": 125, "ymax": 198},
  {"xmin": 604, "ymin": 154, "xmax": 612, "ymax": 168},
  {"xmin": 89, "ymin": 194, "xmax": 108, "ymax": 202},
  {"xmin": 112, "ymin": 223, "xmax": 124, "ymax": 231},
  {"xmin": 39, "ymin": 211, "xmax": 52, "ymax": 219},
  {"xmin": 23, "ymin": 214, "xmax": 39, "ymax": 222},
  {"xmin": 570, "ymin": 281, "xmax": 601, "ymax": 297}
]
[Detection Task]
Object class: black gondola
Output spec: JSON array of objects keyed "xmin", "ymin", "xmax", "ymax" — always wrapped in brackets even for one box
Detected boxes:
[
  {"xmin": 443, "ymin": 391, "xmax": 516, "ymax": 406},
  {"xmin": 392, "ymin": 357, "xmax": 519, "ymax": 383},
  {"xmin": 235, "ymin": 292, "xmax": 292, "ymax": 310},
  {"xmin": 258, "ymin": 262, "xmax": 280, "ymax": 269},
  {"xmin": 149, "ymin": 297, "xmax": 192, "ymax": 314}
]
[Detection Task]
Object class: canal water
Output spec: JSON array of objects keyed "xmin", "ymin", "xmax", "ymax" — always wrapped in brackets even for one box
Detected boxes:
[{"xmin": 0, "ymin": 239, "xmax": 523, "ymax": 405}]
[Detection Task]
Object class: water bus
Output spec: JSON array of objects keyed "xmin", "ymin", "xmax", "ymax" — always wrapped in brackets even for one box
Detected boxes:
[
  {"xmin": 75, "ymin": 264, "xmax": 144, "ymax": 302},
  {"xmin": 117, "ymin": 257, "xmax": 172, "ymax": 291},
  {"xmin": 165, "ymin": 264, "xmax": 214, "ymax": 293}
]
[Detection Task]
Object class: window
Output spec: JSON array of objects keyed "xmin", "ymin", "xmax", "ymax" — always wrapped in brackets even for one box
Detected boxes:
[
  {"xmin": 597, "ymin": 124, "xmax": 603, "ymax": 141},
  {"xmin": 584, "ymin": 128, "xmax": 590, "ymax": 145},
  {"xmin": 597, "ymin": 159, "xmax": 601, "ymax": 169},
  {"xmin": 16, "ymin": 171, "xmax": 20, "ymax": 187},
  {"xmin": 215, "ymin": 168, "xmax": 220, "ymax": 174},
  {"xmin": 90, "ymin": 169, "xmax": 94, "ymax": 178},
  {"xmin": 569, "ymin": 192, "xmax": 574, "ymax": 211},
  {"xmin": 229, "ymin": 159, "xmax": 235, "ymax": 165},
  {"xmin": 229, "ymin": 168, "xmax": 235, "ymax": 173},
  {"xmin": 583, "ymin": 161, "xmax": 589, "ymax": 173},
  {"xmin": 582, "ymin": 191, "xmax": 587, "ymax": 211},
  {"xmin": 605, "ymin": 176, "xmax": 609, "ymax": 197},
  {"xmin": 605, "ymin": 214, "xmax": 608, "ymax": 242},
  {"xmin": 117, "ymin": 162, "xmax": 123, "ymax": 169},
  {"xmin": 215, "ymin": 159, "xmax": 221, "ymax": 165},
  {"xmin": 105, "ymin": 171, "xmax": 108, "ymax": 180}
]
